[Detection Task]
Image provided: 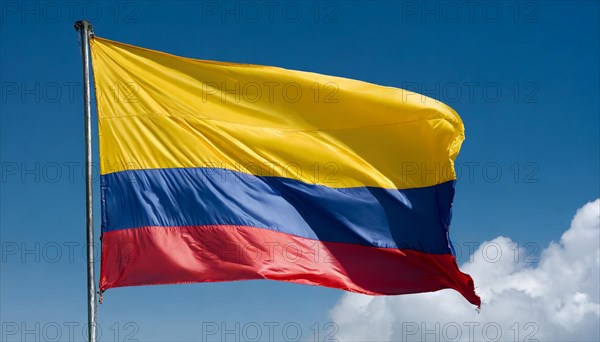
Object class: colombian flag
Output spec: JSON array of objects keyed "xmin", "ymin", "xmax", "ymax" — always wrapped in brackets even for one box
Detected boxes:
[{"xmin": 91, "ymin": 37, "xmax": 480, "ymax": 306}]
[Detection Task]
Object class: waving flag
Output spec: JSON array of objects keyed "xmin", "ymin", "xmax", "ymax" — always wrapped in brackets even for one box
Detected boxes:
[{"xmin": 91, "ymin": 37, "xmax": 480, "ymax": 306}]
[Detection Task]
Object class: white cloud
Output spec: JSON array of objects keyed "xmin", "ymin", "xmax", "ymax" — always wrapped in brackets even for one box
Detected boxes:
[{"xmin": 330, "ymin": 199, "xmax": 600, "ymax": 341}]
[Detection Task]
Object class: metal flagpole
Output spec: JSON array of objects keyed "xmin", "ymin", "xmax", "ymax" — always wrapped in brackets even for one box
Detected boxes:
[{"xmin": 74, "ymin": 20, "xmax": 97, "ymax": 342}]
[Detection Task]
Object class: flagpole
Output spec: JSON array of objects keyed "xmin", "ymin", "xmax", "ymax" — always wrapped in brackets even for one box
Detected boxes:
[{"xmin": 74, "ymin": 20, "xmax": 97, "ymax": 342}]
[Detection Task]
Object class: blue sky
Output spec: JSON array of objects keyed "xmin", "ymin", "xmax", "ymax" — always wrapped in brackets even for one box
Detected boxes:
[{"xmin": 1, "ymin": 1, "xmax": 599, "ymax": 341}]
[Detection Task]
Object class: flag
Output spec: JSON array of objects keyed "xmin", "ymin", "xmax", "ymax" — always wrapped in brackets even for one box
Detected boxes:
[{"xmin": 91, "ymin": 37, "xmax": 480, "ymax": 306}]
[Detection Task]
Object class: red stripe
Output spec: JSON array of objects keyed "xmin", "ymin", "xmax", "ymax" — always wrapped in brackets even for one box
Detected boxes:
[{"xmin": 100, "ymin": 225, "xmax": 480, "ymax": 306}]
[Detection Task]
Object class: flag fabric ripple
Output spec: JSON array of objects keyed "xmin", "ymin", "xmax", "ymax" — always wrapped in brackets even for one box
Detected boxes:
[{"xmin": 90, "ymin": 37, "xmax": 480, "ymax": 306}]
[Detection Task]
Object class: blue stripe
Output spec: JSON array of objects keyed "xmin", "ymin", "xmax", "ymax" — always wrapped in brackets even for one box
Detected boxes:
[{"xmin": 101, "ymin": 167, "xmax": 455, "ymax": 254}]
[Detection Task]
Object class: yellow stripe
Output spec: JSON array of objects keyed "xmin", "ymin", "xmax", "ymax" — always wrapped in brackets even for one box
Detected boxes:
[{"xmin": 91, "ymin": 37, "xmax": 464, "ymax": 189}]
